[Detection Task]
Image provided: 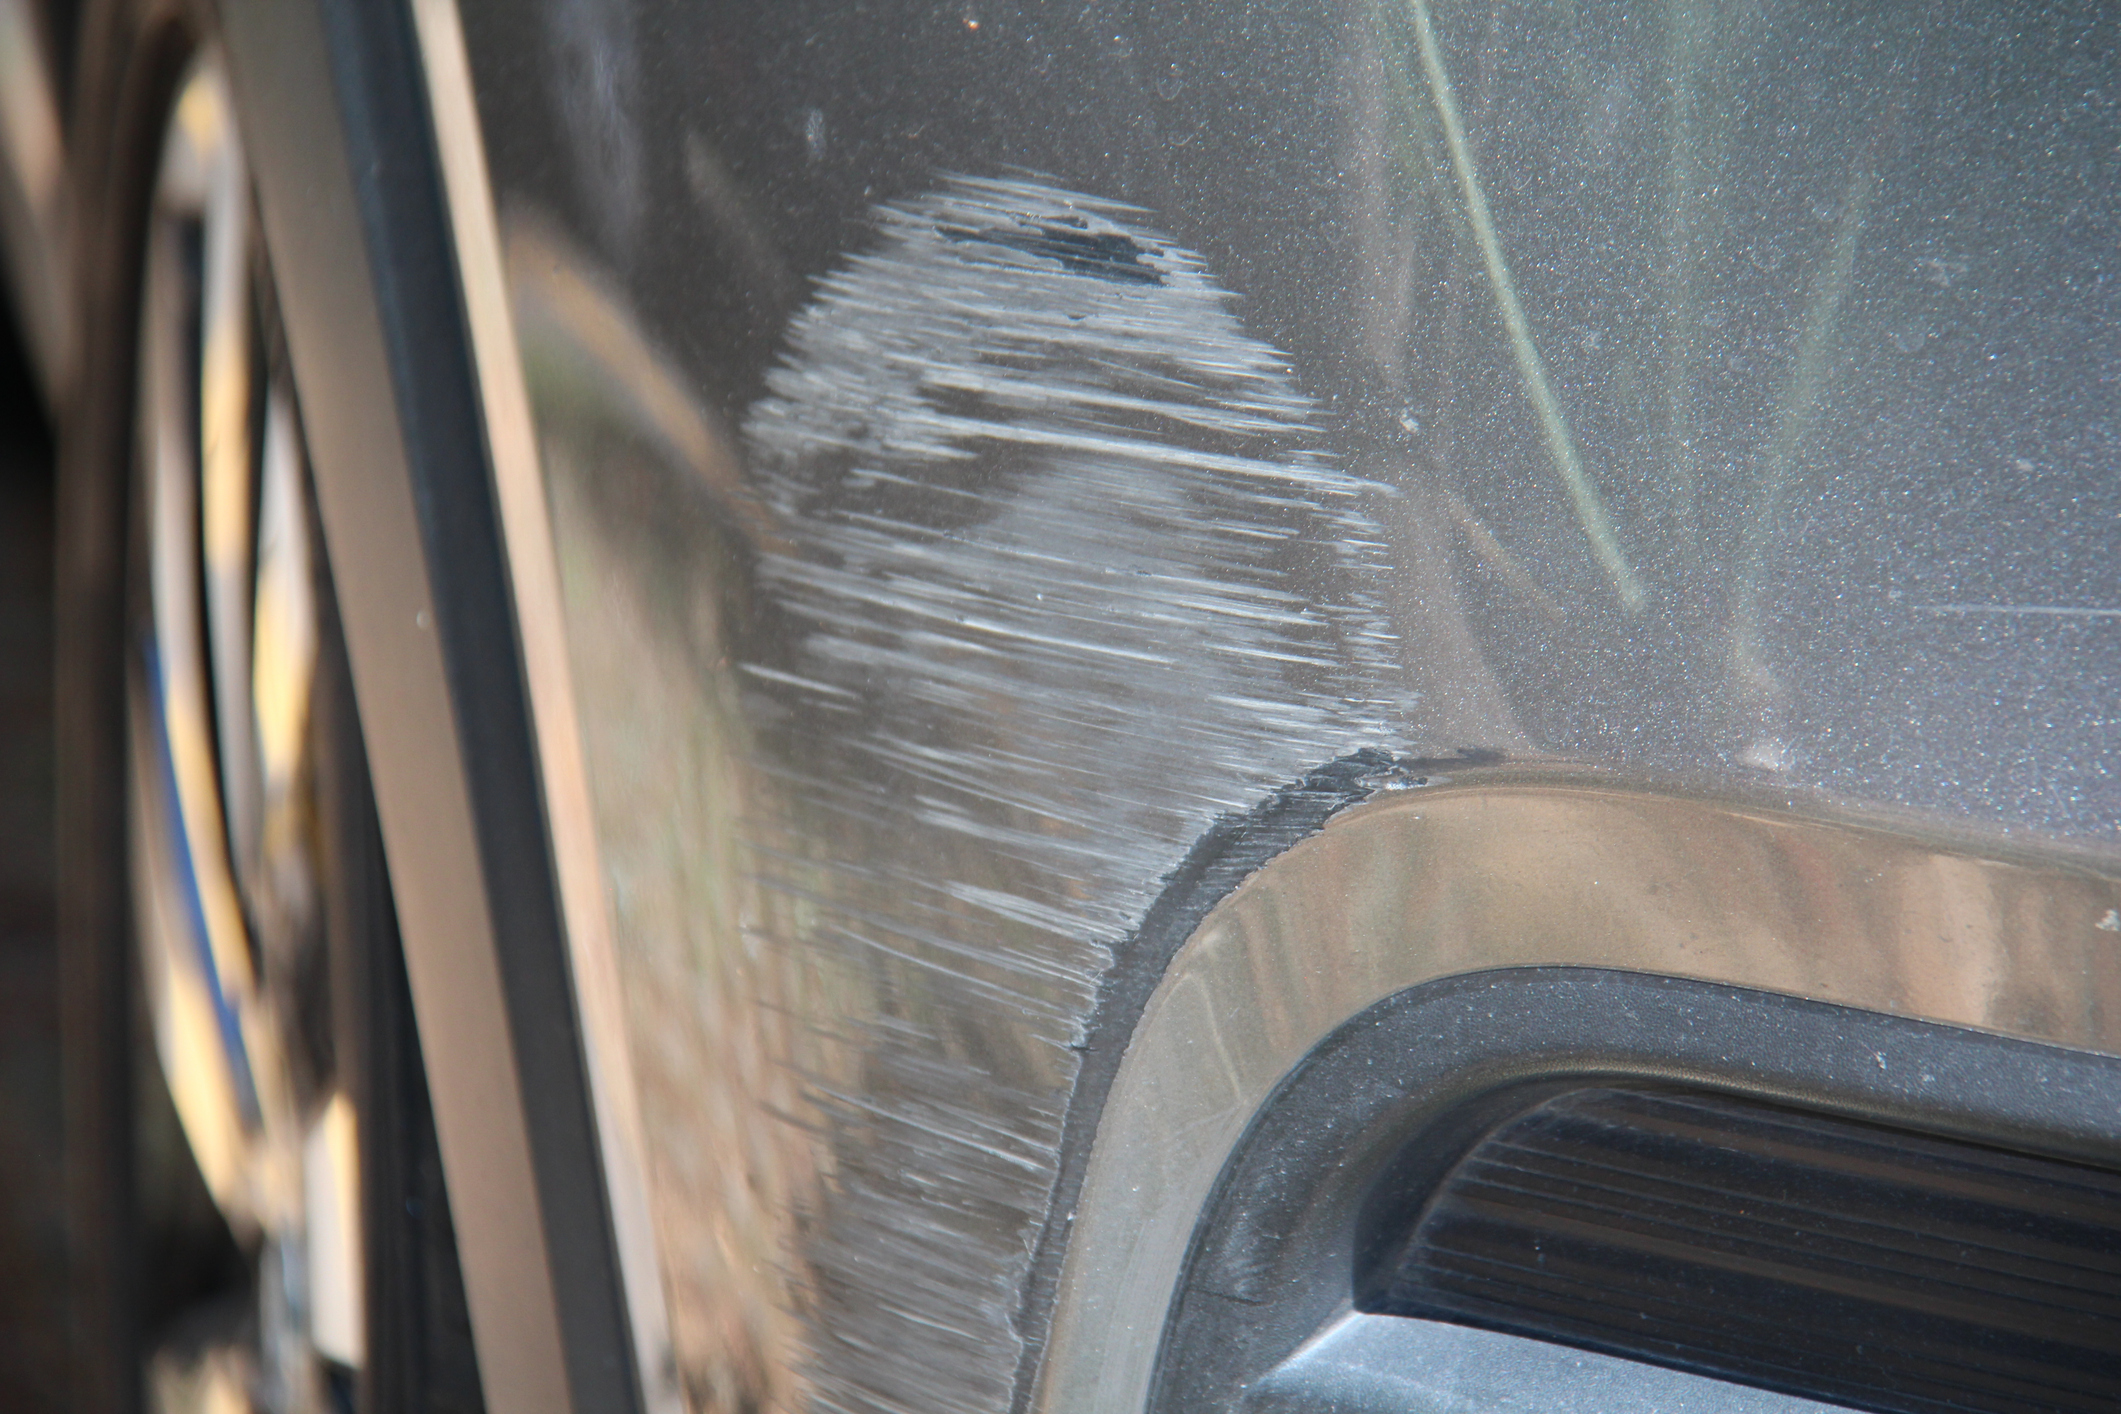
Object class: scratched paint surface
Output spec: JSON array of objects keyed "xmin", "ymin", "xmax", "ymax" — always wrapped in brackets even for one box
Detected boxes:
[
  {"xmin": 525, "ymin": 182, "xmax": 1409, "ymax": 1412},
  {"xmin": 458, "ymin": 2, "xmax": 2121, "ymax": 1411}
]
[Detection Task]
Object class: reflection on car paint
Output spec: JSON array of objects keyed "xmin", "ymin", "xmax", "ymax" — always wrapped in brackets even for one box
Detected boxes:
[
  {"xmin": 450, "ymin": 3, "xmax": 2121, "ymax": 1409},
  {"xmin": 1045, "ymin": 771, "xmax": 2121, "ymax": 1409},
  {"xmin": 521, "ymin": 177, "xmax": 1427, "ymax": 1411}
]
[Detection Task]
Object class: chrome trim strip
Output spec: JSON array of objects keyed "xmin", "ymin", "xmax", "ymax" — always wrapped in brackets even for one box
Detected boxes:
[
  {"xmin": 1033, "ymin": 770, "xmax": 2121, "ymax": 1413},
  {"xmin": 217, "ymin": 3, "xmax": 575, "ymax": 1409},
  {"xmin": 405, "ymin": 4, "xmax": 676, "ymax": 1410}
]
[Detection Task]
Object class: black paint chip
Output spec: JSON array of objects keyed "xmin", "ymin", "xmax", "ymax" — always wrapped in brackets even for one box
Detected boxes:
[{"xmin": 938, "ymin": 219, "xmax": 1165, "ymax": 284}]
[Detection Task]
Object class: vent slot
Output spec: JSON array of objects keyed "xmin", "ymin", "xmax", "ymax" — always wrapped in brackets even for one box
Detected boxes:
[{"xmin": 1366, "ymin": 1087, "xmax": 2121, "ymax": 1414}]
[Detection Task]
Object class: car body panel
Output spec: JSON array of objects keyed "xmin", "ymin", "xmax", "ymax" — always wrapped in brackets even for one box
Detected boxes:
[
  {"xmin": 431, "ymin": 2, "xmax": 2121, "ymax": 1411},
  {"xmin": 11, "ymin": 1, "xmax": 2118, "ymax": 1411}
]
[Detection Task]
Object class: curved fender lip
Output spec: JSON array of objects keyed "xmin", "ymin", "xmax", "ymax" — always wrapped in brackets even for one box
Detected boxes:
[{"xmin": 1033, "ymin": 766, "xmax": 2121, "ymax": 1414}]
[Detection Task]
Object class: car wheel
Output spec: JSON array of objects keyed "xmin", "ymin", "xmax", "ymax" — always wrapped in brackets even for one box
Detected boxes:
[{"xmin": 57, "ymin": 8, "xmax": 482, "ymax": 1413}]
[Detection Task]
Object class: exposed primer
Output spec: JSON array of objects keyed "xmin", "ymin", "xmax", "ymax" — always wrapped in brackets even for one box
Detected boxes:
[{"xmin": 729, "ymin": 176, "xmax": 1407, "ymax": 1414}]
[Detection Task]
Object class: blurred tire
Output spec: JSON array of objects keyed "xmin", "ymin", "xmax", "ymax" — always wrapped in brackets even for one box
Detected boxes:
[{"xmin": 57, "ymin": 4, "xmax": 481, "ymax": 1411}]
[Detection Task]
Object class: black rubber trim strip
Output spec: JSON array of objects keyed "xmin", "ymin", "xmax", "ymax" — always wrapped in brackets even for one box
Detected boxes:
[
  {"xmin": 213, "ymin": 0, "xmax": 641, "ymax": 1408},
  {"xmin": 310, "ymin": 504, "xmax": 488, "ymax": 1414},
  {"xmin": 1151, "ymin": 969, "xmax": 2121, "ymax": 1413},
  {"xmin": 299, "ymin": 1, "xmax": 640, "ymax": 1406}
]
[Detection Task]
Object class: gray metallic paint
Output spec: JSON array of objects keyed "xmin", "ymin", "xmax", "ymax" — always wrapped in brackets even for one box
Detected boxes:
[{"xmin": 430, "ymin": 2, "xmax": 2121, "ymax": 1410}]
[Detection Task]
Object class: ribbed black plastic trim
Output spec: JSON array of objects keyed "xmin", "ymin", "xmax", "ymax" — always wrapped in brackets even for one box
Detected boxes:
[{"xmin": 1371, "ymin": 1087, "xmax": 2121, "ymax": 1414}]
